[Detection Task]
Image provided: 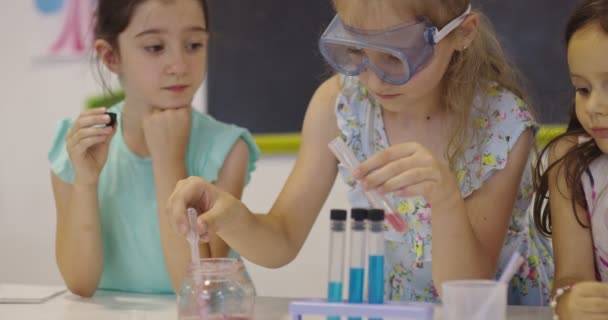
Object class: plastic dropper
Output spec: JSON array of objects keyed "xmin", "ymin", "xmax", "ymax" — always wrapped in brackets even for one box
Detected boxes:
[
  {"xmin": 328, "ymin": 138, "xmax": 408, "ymax": 232},
  {"xmin": 186, "ymin": 208, "xmax": 201, "ymax": 270},
  {"xmin": 187, "ymin": 208, "xmax": 207, "ymax": 317}
]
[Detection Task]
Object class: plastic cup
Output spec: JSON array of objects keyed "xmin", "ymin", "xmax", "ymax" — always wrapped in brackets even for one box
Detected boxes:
[{"xmin": 441, "ymin": 280, "xmax": 506, "ymax": 320}]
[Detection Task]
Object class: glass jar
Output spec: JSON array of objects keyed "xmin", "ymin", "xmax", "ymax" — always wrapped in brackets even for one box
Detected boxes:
[{"xmin": 177, "ymin": 258, "xmax": 255, "ymax": 320}]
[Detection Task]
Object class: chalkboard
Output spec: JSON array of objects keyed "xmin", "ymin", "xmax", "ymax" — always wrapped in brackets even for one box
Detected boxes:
[
  {"xmin": 206, "ymin": 0, "xmax": 334, "ymax": 134},
  {"xmin": 206, "ymin": 0, "xmax": 579, "ymax": 134}
]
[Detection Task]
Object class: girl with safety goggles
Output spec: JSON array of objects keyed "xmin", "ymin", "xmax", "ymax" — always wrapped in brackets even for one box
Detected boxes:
[{"xmin": 167, "ymin": 0, "xmax": 553, "ymax": 306}]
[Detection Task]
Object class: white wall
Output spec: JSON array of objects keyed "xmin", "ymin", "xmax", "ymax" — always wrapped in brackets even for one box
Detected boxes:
[
  {"xmin": 0, "ymin": 1, "xmax": 349, "ymax": 298},
  {"xmin": 241, "ymin": 158, "xmax": 350, "ymax": 297}
]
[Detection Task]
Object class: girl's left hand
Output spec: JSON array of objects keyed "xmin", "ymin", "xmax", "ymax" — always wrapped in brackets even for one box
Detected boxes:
[
  {"xmin": 353, "ymin": 142, "xmax": 458, "ymax": 203},
  {"xmin": 142, "ymin": 107, "xmax": 191, "ymax": 166}
]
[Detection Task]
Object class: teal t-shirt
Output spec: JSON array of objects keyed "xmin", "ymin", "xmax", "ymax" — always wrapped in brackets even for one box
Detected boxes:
[{"xmin": 48, "ymin": 103, "xmax": 260, "ymax": 294}]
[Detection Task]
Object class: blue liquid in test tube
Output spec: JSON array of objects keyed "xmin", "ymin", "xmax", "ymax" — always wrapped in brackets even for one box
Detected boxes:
[
  {"xmin": 348, "ymin": 208, "xmax": 367, "ymax": 320},
  {"xmin": 348, "ymin": 268, "xmax": 364, "ymax": 301},
  {"xmin": 328, "ymin": 281, "xmax": 343, "ymax": 301},
  {"xmin": 327, "ymin": 209, "xmax": 347, "ymax": 320},
  {"xmin": 368, "ymin": 256, "xmax": 384, "ymax": 302},
  {"xmin": 367, "ymin": 209, "xmax": 385, "ymax": 320}
]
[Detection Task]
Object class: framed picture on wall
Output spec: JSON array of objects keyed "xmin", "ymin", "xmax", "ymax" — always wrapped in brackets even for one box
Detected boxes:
[{"xmin": 32, "ymin": 0, "xmax": 96, "ymax": 62}]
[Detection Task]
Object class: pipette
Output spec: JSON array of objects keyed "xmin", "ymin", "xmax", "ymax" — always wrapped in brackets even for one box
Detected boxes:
[{"xmin": 186, "ymin": 208, "xmax": 201, "ymax": 269}]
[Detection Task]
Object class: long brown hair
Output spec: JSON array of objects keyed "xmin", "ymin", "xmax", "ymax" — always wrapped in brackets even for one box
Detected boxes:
[
  {"xmin": 332, "ymin": 0, "xmax": 527, "ymax": 167},
  {"xmin": 533, "ymin": 0, "xmax": 608, "ymax": 237}
]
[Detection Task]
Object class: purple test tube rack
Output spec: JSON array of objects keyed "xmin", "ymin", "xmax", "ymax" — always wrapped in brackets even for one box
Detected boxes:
[{"xmin": 289, "ymin": 299, "xmax": 434, "ymax": 320}]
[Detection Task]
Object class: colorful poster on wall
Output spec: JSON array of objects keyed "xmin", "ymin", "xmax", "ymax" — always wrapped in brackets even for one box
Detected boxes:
[{"xmin": 32, "ymin": 0, "xmax": 96, "ymax": 62}]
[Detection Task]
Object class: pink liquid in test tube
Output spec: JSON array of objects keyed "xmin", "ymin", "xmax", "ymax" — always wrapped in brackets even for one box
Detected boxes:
[{"xmin": 328, "ymin": 138, "xmax": 408, "ymax": 232}]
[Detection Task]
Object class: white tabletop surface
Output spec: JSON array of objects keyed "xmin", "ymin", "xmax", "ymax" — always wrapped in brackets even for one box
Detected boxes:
[{"xmin": 0, "ymin": 290, "xmax": 553, "ymax": 320}]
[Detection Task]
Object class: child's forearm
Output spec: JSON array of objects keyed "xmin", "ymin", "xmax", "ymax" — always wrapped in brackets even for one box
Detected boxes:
[
  {"xmin": 55, "ymin": 182, "xmax": 104, "ymax": 297},
  {"xmin": 430, "ymin": 193, "xmax": 494, "ymax": 294},
  {"xmin": 153, "ymin": 160, "xmax": 210, "ymax": 292},
  {"xmin": 217, "ymin": 209, "xmax": 301, "ymax": 268}
]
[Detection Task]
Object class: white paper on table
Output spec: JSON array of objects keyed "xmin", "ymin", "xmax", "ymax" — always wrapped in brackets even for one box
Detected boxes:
[{"xmin": 0, "ymin": 284, "xmax": 66, "ymax": 304}]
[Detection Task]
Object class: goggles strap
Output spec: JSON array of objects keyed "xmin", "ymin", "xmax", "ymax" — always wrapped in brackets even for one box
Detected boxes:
[{"xmin": 429, "ymin": 4, "xmax": 472, "ymax": 44}]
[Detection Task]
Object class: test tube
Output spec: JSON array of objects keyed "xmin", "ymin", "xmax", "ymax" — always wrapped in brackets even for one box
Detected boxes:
[
  {"xmin": 367, "ymin": 209, "xmax": 385, "ymax": 320},
  {"xmin": 328, "ymin": 138, "xmax": 408, "ymax": 233},
  {"xmin": 327, "ymin": 209, "xmax": 347, "ymax": 320},
  {"xmin": 348, "ymin": 208, "xmax": 367, "ymax": 320}
]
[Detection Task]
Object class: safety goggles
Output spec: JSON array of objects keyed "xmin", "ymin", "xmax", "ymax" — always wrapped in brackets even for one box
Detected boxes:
[{"xmin": 319, "ymin": 5, "xmax": 471, "ymax": 85}]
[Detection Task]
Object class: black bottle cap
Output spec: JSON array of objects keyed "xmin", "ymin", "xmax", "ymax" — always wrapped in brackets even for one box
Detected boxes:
[
  {"xmin": 330, "ymin": 209, "xmax": 347, "ymax": 221},
  {"xmin": 105, "ymin": 112, "xmax": 117, "ymax": 128},
  {"xmin": 367, "ymin": 209, "xmax": 385, "ymax": 222},
  {"xmin": 351, "ymin": 208, "xmax": 368, "ymax": 221}
]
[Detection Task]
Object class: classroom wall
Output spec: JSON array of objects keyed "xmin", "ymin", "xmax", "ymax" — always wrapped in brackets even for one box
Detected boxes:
[{"xmin": 0, "ymin": 1, "xmax": 347, "ymax": 298}]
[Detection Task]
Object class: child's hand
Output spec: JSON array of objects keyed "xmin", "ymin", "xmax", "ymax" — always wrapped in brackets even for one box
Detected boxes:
[
  {"xmin": 561, "ymin": 282, "xmax": 608, "ymax": 319},
  {"xmin": 142, "ymin": 107, "xmax": 191, "ymax": 166},
  {"xmin": 353, "ymin": 142, "xmax": 458, "ymax": 203},
  {"xmin": 66, "ymin": 107, "xmax": 115, "ymax": 185},
  {"xmin": 167, "ymin": 176, "xmax": 245, "ymax": 238}
]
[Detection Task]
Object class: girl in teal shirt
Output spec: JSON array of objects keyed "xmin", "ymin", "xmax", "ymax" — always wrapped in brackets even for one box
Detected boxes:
[{"xmin": 48, "ymin": 0, "xmax": 259, "ymax": 296}]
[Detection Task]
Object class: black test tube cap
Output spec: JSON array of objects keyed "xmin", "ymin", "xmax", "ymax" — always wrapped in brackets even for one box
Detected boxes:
[
  {"xmin": 351, "ymin": 208, "xmax": 368, "ymax": 221},
  {"xmin": 105, "ymin": 112, "xmax": 117, "ymax": 127},
  {"xmin": 367, "ymin": 209, "xmax": 385, "ymax": 222},
  {"xmin": 330, "ymin": 209, "xmax": 347, "ymax": 221}
]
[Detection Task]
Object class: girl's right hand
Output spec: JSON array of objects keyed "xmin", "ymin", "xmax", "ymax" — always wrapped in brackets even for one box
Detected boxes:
[
  {"xmin": 66, "ymin": 108, "xmax": 115, "ymax": 185},
  {"xmin": 167, "ymin": 176, "xmax": 245, "ymax": 239},
  {"xmin": 562, "ymin": 282, "xmax": 608, "ymax": 319}
]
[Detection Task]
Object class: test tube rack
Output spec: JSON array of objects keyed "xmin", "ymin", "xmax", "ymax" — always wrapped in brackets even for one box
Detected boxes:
[{"xmin": 289, "ymin": 299, "xmax": 434, "ymax": 320}]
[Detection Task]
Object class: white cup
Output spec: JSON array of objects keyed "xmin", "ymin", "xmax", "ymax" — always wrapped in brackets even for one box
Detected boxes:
[{"xmin": 441, "ymin": 280, "xmax": 507, "ymax": 320}]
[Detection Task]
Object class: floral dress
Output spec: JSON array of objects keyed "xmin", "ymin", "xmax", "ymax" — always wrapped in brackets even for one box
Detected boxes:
[
  {"xmin": 335, "ymin": 77, "xmax": 553, "ymax": 305},
  {"xmin": 581, "ymin": 150, "xmax": 608, "ymax": 282}
]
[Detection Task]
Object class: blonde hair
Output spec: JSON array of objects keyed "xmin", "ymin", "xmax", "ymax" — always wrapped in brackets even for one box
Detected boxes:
[{"xmin": 333, "ymin": 0, "xmax": 528, "ymax": 167}]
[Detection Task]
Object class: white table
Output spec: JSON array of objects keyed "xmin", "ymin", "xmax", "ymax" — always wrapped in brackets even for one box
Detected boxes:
[{"xmin": 0, "ymin": 290, "xmax": 552, "ymax": 319}]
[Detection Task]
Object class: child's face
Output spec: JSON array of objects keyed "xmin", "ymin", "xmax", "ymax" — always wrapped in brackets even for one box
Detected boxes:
[
  {"xmin": 338, "ymin": 4, "xmax": 463, "ymax": 113},
  {"xmin": 115, "ymin": 0, "xmax": 208, "ymax": 110},
  {"xmin": 568, "ymin": 23, "xmax": 608, "ymax": 153}
]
